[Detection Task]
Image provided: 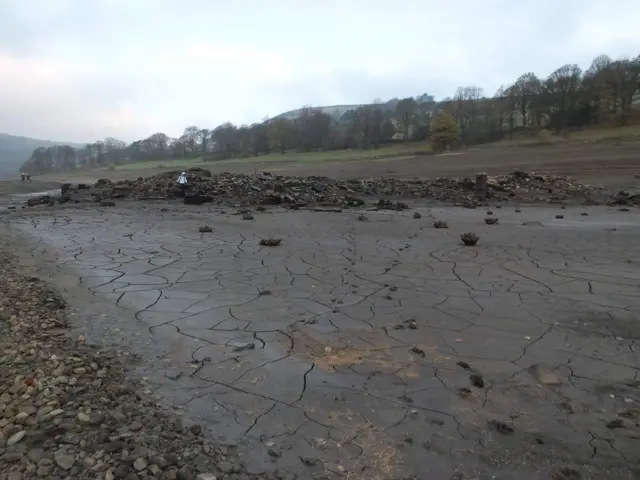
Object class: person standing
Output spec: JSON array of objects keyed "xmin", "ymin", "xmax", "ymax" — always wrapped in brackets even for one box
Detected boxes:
[{"xmin": 177, "ymin": 172, "xmax": 188, "ymax": 191}]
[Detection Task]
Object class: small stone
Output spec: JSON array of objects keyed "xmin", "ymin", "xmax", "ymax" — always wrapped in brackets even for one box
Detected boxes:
[
  {"xmin": 7, "ymin": 430, "xmax": 26, "ymax": 445},
  {"xmin": 54, "ymin": 453, "xmax": 75, "ymax": 470},
  {"xmin": 134, "ymin": 457, "xmax": 148, "ymax": 471},
  {"xmin": 527, "ymin": 364, "xmax": 562, "ymax": 385},
  {"xmin": 129, "ymin": 420, "xmax": 143, "ymax": 432},
  {"xmin": 77, "ymin": 412, "xmax": 91, "ymax": 423}
]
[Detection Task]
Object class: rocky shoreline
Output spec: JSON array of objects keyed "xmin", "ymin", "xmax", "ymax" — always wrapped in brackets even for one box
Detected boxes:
[
  {"xmin": 0, "ymin": 249, "xmax": 281, "ymax": 480},
  {"xmin": 23, "ymin": 169, "xmax": 639, "ymax": 210}
]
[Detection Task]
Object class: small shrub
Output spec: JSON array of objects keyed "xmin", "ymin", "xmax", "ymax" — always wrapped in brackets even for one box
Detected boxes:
[
  {"xmin": 433, "ymin": 220, "xmax": 448, "ymax": 229},
  {"xmin": 485, "ymin": 217, "xmax": 498, "ymax": 225},
  {"xmin": 461, "ymin": 232, "xmax": 479, "ymax": 246},
  {"xmin": 107, "ymin": 163, "xmax": 116, "ymax": 170}
]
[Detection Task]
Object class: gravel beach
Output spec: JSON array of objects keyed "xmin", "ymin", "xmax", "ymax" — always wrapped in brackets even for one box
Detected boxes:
[{"xmin": 0, "ymin": 246, "xmax": 280, "ymax": 480}]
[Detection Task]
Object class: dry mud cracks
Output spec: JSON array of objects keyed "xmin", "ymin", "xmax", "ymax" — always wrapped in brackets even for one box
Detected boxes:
[{"xmin": 3, "ymin": 197, "xmax": 640, "ymax": 479}]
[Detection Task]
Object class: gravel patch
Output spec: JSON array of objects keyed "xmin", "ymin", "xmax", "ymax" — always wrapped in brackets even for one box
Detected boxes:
[{"xmin": 0, "ymin": 250, "xmax": 281, "ymax": 480}]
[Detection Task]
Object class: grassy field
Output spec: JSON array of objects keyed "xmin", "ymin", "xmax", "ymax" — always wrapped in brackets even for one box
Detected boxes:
[
  {"xmin": 111, "ymin": 142, "xmax": 432, "ymax": 172},
  {"xmin": 107, "ymin": 124, "xmax": 640, "ymax": 173}
]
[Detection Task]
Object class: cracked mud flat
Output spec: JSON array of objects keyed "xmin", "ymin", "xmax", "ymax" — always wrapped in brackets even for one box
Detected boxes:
[{"xmin": 5, "ymin": 202, "xmax": 640, "ymax": 479}]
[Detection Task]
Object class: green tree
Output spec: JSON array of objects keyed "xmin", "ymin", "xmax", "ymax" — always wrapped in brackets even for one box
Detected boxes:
[
  {"xmin": 265, "ymin": 118, "xmax": 293, "ymax": 154},
  {"xmin": 430, "ymin": 111, "xmax": 460, "ymax": 153}
]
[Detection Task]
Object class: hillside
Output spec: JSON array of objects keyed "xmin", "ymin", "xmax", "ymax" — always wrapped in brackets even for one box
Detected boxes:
[
  {"xmin": 0, "ymin": 133, "xmax": 84, "ymax": 179},
  {"xmin": 274, "ymin": 105, "xmax": 369, "ymax": 121}
]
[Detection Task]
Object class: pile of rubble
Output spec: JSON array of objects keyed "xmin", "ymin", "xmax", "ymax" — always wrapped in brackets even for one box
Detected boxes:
[{"xmin": 26, "ymin": 168, "xmax": 613, "ymax": 209}]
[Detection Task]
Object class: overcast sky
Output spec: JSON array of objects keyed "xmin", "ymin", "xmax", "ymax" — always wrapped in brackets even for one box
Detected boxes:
[{"xmin": 0, "ymin": 0, "xmax": 638, "ymax": 144}]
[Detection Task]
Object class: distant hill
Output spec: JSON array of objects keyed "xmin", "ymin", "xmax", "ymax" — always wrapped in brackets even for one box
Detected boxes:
[
  {"xmin": 273, "ymin": 105, "xmax": 366, "ymax": 121},
  {"xmin": 272, "ymin": 94, "xmax": 436, "ymax": 122},
  {"xmin": 0, "ymin": 133, "xmax": 84, "ymax": 179}
]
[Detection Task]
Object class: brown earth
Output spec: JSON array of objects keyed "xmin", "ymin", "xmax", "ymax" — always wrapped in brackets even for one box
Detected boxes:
[{"xmin": 25, "ymin": 143, "xmax": 640, "ymax": 191}]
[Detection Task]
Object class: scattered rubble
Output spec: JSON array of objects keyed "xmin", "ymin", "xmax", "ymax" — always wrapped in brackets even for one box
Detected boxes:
[
  {"xmin": 0, "ymin": 251, "xmax": 276, "ymax": 479},
  {"xmin": 25, "ymin": 169, "xmax": 625, "ymax": 209}
]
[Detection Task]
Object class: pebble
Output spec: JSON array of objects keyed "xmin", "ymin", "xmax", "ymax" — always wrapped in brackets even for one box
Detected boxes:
[{"xmin": 6, "ymin": 430, "xmax": 26, "ymax": 445}]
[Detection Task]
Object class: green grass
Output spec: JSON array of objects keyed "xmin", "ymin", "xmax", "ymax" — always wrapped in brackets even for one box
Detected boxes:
[
  {"xmin": 493, "ymin": 124, "xmax": 640, "ymax": 148},
  {"xmin": 109, "ymin": 142, "xmax": 433, "ymax": 172}
]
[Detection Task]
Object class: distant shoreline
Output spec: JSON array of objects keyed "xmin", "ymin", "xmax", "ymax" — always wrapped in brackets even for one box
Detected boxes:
[{"xmin": 0, "ymin": 179, "xmax": 62, "ymax": 196}]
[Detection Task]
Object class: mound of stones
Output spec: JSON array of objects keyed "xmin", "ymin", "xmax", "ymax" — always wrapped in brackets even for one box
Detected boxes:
[{"xmin": 26, "ymin": 168, "xmax": 615, "ymax": 209}]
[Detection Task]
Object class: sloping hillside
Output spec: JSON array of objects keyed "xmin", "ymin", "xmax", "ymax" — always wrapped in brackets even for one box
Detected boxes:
[
  {"xmin": 0, "ymin": 133, "xmax": 83, "ymax": 179},
  {"xmin": 273, "ymin": 105, "xmax": 366, "ymax": 121}
]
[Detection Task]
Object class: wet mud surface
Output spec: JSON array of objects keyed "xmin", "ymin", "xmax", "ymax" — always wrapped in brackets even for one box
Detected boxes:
[{"xmin": 6, "ymin": 203, "xmax": 640, "ymax": 479}]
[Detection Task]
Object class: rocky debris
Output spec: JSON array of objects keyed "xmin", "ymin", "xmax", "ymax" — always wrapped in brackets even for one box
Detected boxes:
[
  {"xmin": 376, "ymin": 199, "xmax": 409, "ymax": 210},
  {"xmin": 461, "ymin": 233, "xmax": 479, "ymax": 246},
  {"xmin": 259, "ymin": 238, "xmax": 281, "ymax": 247},
  {"xmin": 487, "ymin": 419, "xmax": 514, "ymax": 435},
  {"xmin": 433, "ymin": 220, "xmax": 448, "ymax": 229},
  {"xmin": 0, "ymin": 251, "xmax": 278, "ymax": 480},
  {"xmin": 25, "ymin": 169, "xmax": 611, "ymax": 209},
  {"xmin": 606, "ymin": 190, "xmax": 640, "ymax": 206}
]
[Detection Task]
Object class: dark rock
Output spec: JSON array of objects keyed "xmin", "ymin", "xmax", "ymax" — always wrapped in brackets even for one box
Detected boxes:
[
  {"xmin": 470, "ymin": 374, "xmax": 484, "ymax": 388},
  {"xmin": 488, "ymin": 419, "xmax": 514, "ymax": 435},
  {"xmin": 184, "ymin": 194, "xmax": 207, "ymax": 205}
]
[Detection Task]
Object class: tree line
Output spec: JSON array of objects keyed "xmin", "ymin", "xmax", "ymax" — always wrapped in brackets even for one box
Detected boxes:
[{"xmin": 21, "ymin": 52, "xmax": 640, "ymax": 174}]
